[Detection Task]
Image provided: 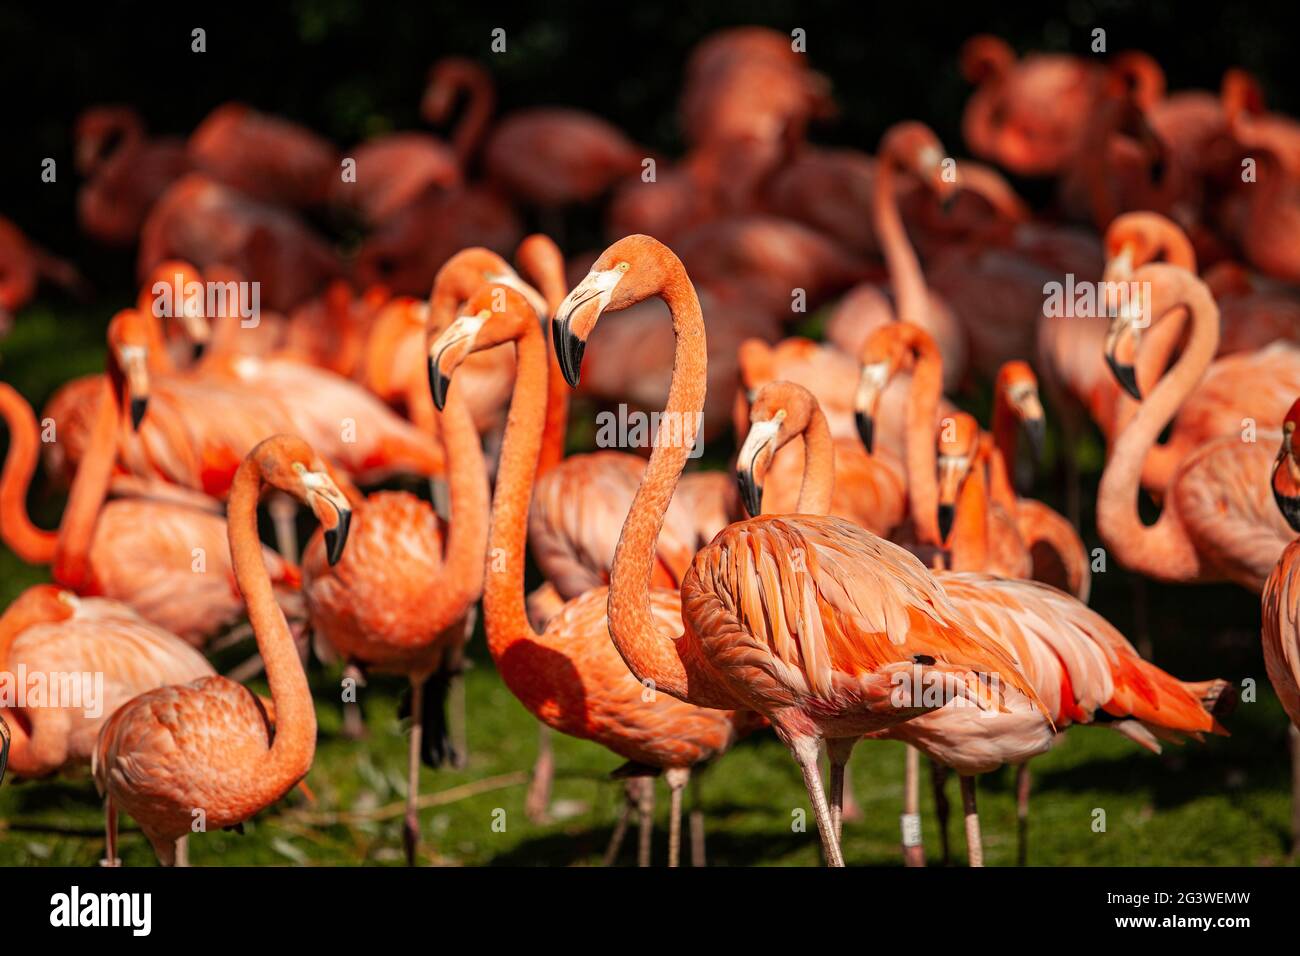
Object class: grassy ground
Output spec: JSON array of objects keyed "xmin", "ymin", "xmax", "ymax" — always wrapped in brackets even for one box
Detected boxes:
[{"xmin": 0, "ymin": 302, "xmax": 1296, "ymax": 866}]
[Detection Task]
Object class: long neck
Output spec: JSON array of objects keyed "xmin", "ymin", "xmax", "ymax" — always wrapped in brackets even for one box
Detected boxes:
[
  {"xmin": 988, "ymin": 404, "xmax": 1020, "ymax": 512},
  {"xmin": 0, "ymin": 384, "xmax": 58, "ymax": 563},
  {"xmin": 1097, "ymin": 275, "xmax": 1219, "ymax": 581},
  {"xmin": 52, "ymin": 378, "xmax": 120, "ymax": 589},
  {"xmin": 451, "ymin": 71, "xmax": 494, "ymax": 167},
  {"xmin": 607, "ymin": 270, "xmax": 706, "ymax": 702},
  {"xmin": 425, "ymin": 373, "xmax": 489, "ymax": 632},
  {"xmin": 483, "ymin": 322, "xmax": 549, "ymax": 659},
  {"xmin": 795, "ymin": 405, "xmax": 834, "ymax": 515},
  {"xmin": 904, "ymin": 337, "xmax": 944, "ymax": 546},
  {"xmin": 227, "ymin": 460, "xmax": 315, "ymax": 796},
  {"xmin": 949, "ymin": 465, "xmax": 990, "ymax": 572},
  {"xmin": 522, "ymin": 255, "xmax": 571, "ymax": 476},
  {"xmin": 873, "ymin": 154, "xmax": 928, "ymax": 326}
]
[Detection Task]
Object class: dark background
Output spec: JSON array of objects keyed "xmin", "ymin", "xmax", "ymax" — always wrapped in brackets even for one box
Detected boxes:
[{"xmin": 2, "ymin": 0, "xmax": 1298, "ymax": 297}]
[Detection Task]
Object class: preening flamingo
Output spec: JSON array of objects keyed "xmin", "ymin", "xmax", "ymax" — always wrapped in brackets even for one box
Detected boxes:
[
  {"xmin": 302, "ymin": 312, "xmax": 488, "ymax": 865},
  {"xmin": 1098, "ymin": 263, "xmax": 1292, "ymax": 591},
  {"xmin": 75, "ymin": 106, "xmax": 190, "ymax": 245},
  {"xmin": 430, "ymin": 281, "xmax": 749, "ymax": 866},
  {"xmin": 1, "ymin": 586, "xmax": 213, "ymax": 780},
  {"xmin": 1262, "ymin": 398, "xmax": 1300, "ymax": 855},
  {"xmin": 94, "ymin": 434, "xmax": 353, "ymax": 866},
  {"xmin": 553, "ymin": 234, "xmax": 1046, "ymax": 866}
]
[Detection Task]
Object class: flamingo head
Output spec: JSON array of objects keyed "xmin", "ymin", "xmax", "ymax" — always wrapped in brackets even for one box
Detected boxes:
[
  {"xmin": 735, "ymin": 381, "xmax": 816, "ymax": 518},
  {"xmin": 554, "ymin": 235, "xmax": 679, "ymax": 387},
  {"xmin": 936, "ymin": 413, "xmax": 980, "ymax": 544},
  {"xmin": 995, "ymin": 360, "xmax": 1045, "ymax": 461},
  {"xmin": 106, "ymin": 309, "xmax": 153, "ymax": 430},
  {"xmin": 138, "ymin": 259, "xmax": 211, "ymax": 360},
  {"xmin": 427, "ymin": 283, "xmax": 538, "ymax": 411},
  {"xmin": 252, "ymin": 435, "xmax": 353, "ymax": 566},
  {"xmin": 853, "ymin": 323, "xmax": 916, "ymax": 453},
  {"xmin": 1273, "ymin": 399, "xmax": 1300, "ymax": 532},
  {"xmin": 1103, "ymin": 286, "xmax": 1147, "ymax": 402}
]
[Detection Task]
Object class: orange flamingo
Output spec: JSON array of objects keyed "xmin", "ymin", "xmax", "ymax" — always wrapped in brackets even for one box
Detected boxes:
[
  {"xmin": 330, "ymin": 133, "xmax": 461, "ymax": 227},
  {"xmin": 1099, "ymin": 264, "xmax": 1293, "ymax": 591},
  {"xmin": 75, "ymin": 106, "xmax": 190, "ymax": 245},
  {"xmin": 188, "ymin": 103, "xmax": 339, "ymax": 209},
  {"xmin": 822, "ymin": 122, "xmax": 967, "ymax": 389},
  {"xmin": 1, "ymin": 586, "xmax": 213, "ymax": 782},
  {"xmin": 302, "ymin": 302, "xmax": 488, "ymax": 865},
  {"xmin": 1263, "ymin": 398, "xmax": 1300, "ymax": 855},
  {"xmin": 94, "ymin": 434, "xmax": 352, "ymax": 866},
  {"xmin": 738, "ymin": 385, "xmax": 1224, "ymax": 865},
  {"xmin": 1, "ymin": 315, "xmax": 297, "ymax": 645},
  {"xmin": 553, "ymin": 234, "xmax": 1046, "ymax": 866},
  {"xmin": 431, "ymin": 281, "xmax": 749, "ymax": 866},
  {"xmin": 138, "ymin": 174, "xmax": 340, "ymax": 313}
]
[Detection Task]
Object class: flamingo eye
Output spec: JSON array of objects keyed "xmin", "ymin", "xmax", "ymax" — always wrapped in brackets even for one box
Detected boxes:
[{"xmin": 615, "ymin": 261, "xmax": 630, "ymax": 273}]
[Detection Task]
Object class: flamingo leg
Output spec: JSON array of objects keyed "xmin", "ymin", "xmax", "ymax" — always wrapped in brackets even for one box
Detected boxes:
[
  {"xmin": 1016, "ymin": 762, "xmax": 1032, "ymax": 866},
  {"xmin": 689, "ymin": 770, "xmax": 706, "ymax": 867},
  {"xmin": 1290, "ymin": 724, "xmax": 1300, "ymax": 859},
  {"xmin": 102, "ymin": 796, "xmax": 120, "ymax": 867},
  {"xmin": 525, "ymin": 724, "xmax": 555, "ymax": 824},
  {"xmin": 445, "ymin": 625, "xmax": 471, "ymax": 770},
  {"xmin": 636, "ymin": 777, "xmax": 655, "ymax": 867},
  {"xmin": 840, "ymin": 767, "xmax": 864, "ymax": 823},
  {"xmin": 341, "ymin": 663, "xmax": 368, "ymax": 741},
  {"xmin": 960, "ymin": 775, "xmax": 984, "ymax": 867},
  {"xmin": 0, "ymin": 713, "xmax": 9, "ymax": 786},
  {"xmin": 267, "ymin": 491, "xmax": 300, "ymax": 564},
  {"xmin": 931, "ymin": 759, "xmax": 951, "ymax": 866},
  {"xmin": 174, "ymin": 836, "xmax": 189, "ymax": 868},
  {"xmin": 902, "ymin": 744, "xmax": 925, "ymax": 867},
  {"xmin": 826, "ymin": 737, "xmax": 857, "ymax": 845},
  {"xmin": 403, "ymin": 676, "xmax": 423, "ymax": 866},
  {"xmin": 602, "ymin": 782, "xmax": 634, "ymax": 866},
  {"xmin": 791, "ymin": 736, "xmax": 845, "ymax": 867},
  {"xmin": 665, "ymin": 767, "xmax": 689, "ymax": 868}
]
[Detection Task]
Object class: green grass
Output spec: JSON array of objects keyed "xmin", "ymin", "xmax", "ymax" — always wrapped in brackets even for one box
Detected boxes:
[{"xmin": 1, "ymin": 298, "xmax": 1296, "ymax": 867}]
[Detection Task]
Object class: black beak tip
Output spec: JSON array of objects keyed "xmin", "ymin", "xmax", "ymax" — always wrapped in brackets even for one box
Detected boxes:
[
  {"xmin": 191, "ymin": 341, "xmax": 207, "ymax": 363},
  {"xmin": 552, "ymin": 317, "xmax": 585, "ymax": 388},
  {"xmin": 1107, "ymin": 355, "xmax": 1142, "ymax": 402},
  {"xmin": 129, "ymin": 396, "xmax": 148, "ymax": 431},
  {"xmin": 855, "ymin": 411, "xmax": 875, "ymax": 454},
  {"xmin": 0, "ymin": 713, "xmax": 10, "ymax": 786},
  {"xmin": 737, "ymin": 470, "xmax": 763, "ymax": 519},
  {"xmin": 938, "ymin": 503, "xmax": 955, "ymax": 543},
  {"xmin": 428, "ymin": 358, "xmax": 450, "ymax": 412},
  {"xmin": 325, "ymin": 509, "xmax": 352, "ymax": 566},
  {"xmin": 1023, "ymin": 416, "xmax": 1046, "ymax": 462}
]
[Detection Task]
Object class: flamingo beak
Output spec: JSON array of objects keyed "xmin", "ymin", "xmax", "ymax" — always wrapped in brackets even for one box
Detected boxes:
[
  {"xmin": 854, "ymin": 362, "xmax": 888, "ymax": 453},
  {"xmin": 427, "ymin": 310, "xmax": 489, "ymax": 411},
  {"xmin": 1022, "ymin": 414, "xmax": 1046, "ymax": 463},
  {"xmin": 735, "ymin": 415, "xmax": 783, "ymax": 518},
  {"xmin": 116, "ymin": 344, "xmax": 150, "ymax": 431},
  {"xmin": 1009, "ymin": 386, "xmax": 1046, "ymax": 462},
  {"xmin": 303, "ymin": 470, "xmax": 353, "ymax": 566},
  {"xmin": 936, "ymin": 454, "xmax": 970, "ymax": 544},
  {"xmin": 1104, "ymin": 307, "xmax": 1143, "ymax": 402},
  {"xmin": 1273, "ymin": 425, "xmax": 1300, "ymax": 532},
  {"xmin": 938, "ymin": 504, "xmax": 956, "ymax": 543},
  {"xmin": 554, "ymin": 266, "xmax": 625, "ymax": 387}
]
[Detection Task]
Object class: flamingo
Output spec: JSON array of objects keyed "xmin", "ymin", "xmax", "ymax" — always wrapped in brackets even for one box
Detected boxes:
[
  {"xmin": 738, "ymin": 383, "xmax": 1226, "ymax": 865},
  {"xmin": 94, "ymin": 434, "xmax": 353, "ymax": 866},
  {"xmin": 301, "ymin": 300, "xmax": 489, "ymax": 865},
  {"xmin": 1, "ymin": 586, "xmax": 213, "ymax": 782},
  {"xmin": 959, "ymin": 35, "xmax": 1103, "ymax": 176},
  {"xmin": 822, "ymin": 122, "xmax": 967, "ymax": 389},
  {"xmin": 138, "ymin": 174, "xmax": 340, "ymax": 313},
  {"xmin": 553, "ymin": 234, "xmax": 1047, "ymax": 866},
  {"xmin": 1098, "ymin": 264, "xmax": 1292, "ymax": 591},
  {"xmin": 330, "ymin": 133, "xmax": 461, "ymax": 227},
  {"xmin": 429, "ymin": 281, "xmax": 749, "ymax": 867},
  {"xmin": 1263, "ymin": 398, "xmax": 1300, "ymax": 855},
  {"xmin": 0, "ymin": 216, "xmax": 85, "ymax": 339},
  {"xmin": 1, "ymin": 316, "xmax": 298, "ymax": 645},
  {"xmin": 188, "ymin": 103, "xmax": 339, "ymax": 209},
  {"xmin": 75, "ymin": 106, "xmax": 190, "ymax": 245}
]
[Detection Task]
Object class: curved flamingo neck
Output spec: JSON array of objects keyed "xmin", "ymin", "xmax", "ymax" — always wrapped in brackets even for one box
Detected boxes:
[
  {"xmin": 950, "ymin": 462, "xmax": 991, "ymax": 571},
  {"xmin": 483, "ymin": 320, "xmax": 549, "ymax": 659},
  {"xmin": 449, "ymin": 68, "xmax": 495, "ymax": 167},
  {"xmin": 902, "ymin": 333, "xmax": 944, "ymax": 546},
  {"xmin": 608, "ymin": 261, "xmax": 707, "ymax": 702},
  {"xmin": 52, "ymin": 377, "xmax": 120, "ymax": 589},
  {"xmin": 873, "ymin": 149, "xmax": 928, "ymax": 327},
  {"xmin": 517, "ymin": 242, "xmax": 570, "ymax": 476},
  {"xmin": 1097, "ymin": 270, "xmax": 1219, "ymax": 580},
  {"xmin": 0, "ymin": 384, "xmax": 58, "ymax": 563},
  {"xmin": 227, "ymin": 457, "xmax": 315, "ymax": 796},
  {"xmin": 795, "ymin": 403, "xmax": 834, "ymax": 514}
]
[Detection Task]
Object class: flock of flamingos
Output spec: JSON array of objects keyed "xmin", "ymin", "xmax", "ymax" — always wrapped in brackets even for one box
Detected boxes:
[{"xmin": 2, "ymin": 26, "xmax": 1300, "ymax": 868}]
